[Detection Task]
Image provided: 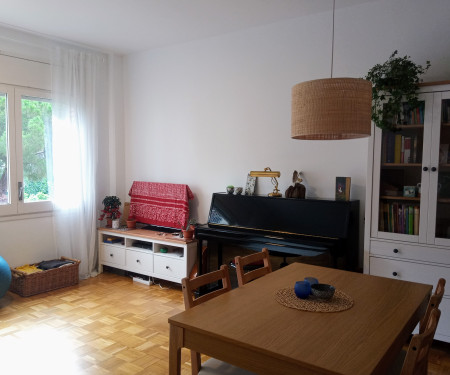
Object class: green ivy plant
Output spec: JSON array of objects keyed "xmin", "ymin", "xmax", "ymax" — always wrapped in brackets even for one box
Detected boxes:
[{"xmin": 364, "ymin": 51, "xmax": 430, "ymax": 131}]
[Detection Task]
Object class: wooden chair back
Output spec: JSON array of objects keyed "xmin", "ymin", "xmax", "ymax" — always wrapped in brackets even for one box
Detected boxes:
[
  {"xmin": 181, "ymin": 265, "xmax": 232, "ymax": 374},
  {"xmin": 401, "ymin": 308, "xmax": 441, "ymax": 375},
  {"xmin": 235, "ymin": 248, "xmax": 272, "ymax": 287},
  {"xmin": 182, "ymin": 264, "xmax": 232, "ymax": 309},
  {"xmin": 419, "ymin": 278, "xmax": 445, "ymax": 334}
]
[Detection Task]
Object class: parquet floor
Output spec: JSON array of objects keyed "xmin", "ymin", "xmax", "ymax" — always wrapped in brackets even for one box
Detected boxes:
[{"xmin": 0, "ymin": 271, "xmax": 449, "ymax": 375}]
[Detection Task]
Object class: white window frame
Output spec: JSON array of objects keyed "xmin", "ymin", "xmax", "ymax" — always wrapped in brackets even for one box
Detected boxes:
[{"xmin": 0, "ymin": 84, "xmax": 52, "ymax": 216}]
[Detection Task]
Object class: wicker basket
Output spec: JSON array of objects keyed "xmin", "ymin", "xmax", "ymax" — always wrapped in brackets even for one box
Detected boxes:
[{"xmin": 10, "ymin": 257, "xmax": 80, "ymax": 297}]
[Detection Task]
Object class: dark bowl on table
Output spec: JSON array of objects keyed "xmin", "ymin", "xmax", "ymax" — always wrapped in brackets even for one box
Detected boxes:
[{"xmin": 311, "ymin": 283, "xmax": 335, "ymax": 300}]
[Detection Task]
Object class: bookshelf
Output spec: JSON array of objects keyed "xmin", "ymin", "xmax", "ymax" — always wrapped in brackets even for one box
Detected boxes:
[{"xmin": 364, "ymin": 82, "xmax": 450, "ymax": 343}]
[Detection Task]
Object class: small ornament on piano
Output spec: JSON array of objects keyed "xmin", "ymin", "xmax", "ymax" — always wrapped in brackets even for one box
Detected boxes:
[{"xmin": 285, "ymin": 170, "xmax": 305, "ymax": 199}]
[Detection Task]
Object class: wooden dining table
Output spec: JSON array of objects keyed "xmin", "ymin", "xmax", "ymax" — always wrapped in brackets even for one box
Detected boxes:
[{"xmin": 168, "ymin": 262, "xmax": 432, "ymax": 375}]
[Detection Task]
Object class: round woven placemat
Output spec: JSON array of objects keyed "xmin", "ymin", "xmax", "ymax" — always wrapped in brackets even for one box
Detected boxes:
[{"xmin": 275, "ymin": 287, "xmax": 354, "ymax": 313}]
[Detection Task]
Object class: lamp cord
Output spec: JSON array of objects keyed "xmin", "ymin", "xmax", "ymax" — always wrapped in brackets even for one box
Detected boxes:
[{"xmin": 331, "ymin": 0, "xmax": 335, "ymax": 78}]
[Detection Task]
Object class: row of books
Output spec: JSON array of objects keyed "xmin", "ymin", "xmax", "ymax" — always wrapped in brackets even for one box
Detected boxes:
[
  {"xmin": 379, "ymin": 202, "xmax": 419, "ymax": 235},
  {"xmin": 402, "ymin": 102, "xmax": 424, "ymax": 125},
  {"xmin": 381, "ymin": 133, "xmax": 421, "ymax": 164}
]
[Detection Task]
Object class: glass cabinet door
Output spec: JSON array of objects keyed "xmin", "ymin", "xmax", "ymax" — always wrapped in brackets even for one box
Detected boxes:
[
  {"xmin": 433, "ymin": 93, "xmax": 450, "ymax": 242},
  {"xmin": 377, "ymin": 101, "xmax": 426, "ymax": 237}
]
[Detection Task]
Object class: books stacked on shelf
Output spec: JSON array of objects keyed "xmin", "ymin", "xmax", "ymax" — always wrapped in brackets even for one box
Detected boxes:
[
  {"xmin": 379, "ymin": 202, "xmax": 419, "ymax": 235},
  {"xmin": 402, "ymin": 102, "xmax": 424, "ymax": 124},
  {"xmin": 381, "ymin": 133, "xmax": 420, "ymax": 164}
]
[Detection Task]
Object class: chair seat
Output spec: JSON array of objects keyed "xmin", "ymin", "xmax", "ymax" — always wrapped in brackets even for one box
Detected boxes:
[{"xmin": 199, "ymin": 358, "xmax": 256, "ymax": 375}]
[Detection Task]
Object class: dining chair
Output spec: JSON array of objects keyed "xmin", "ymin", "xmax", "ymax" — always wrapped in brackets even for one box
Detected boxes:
[
  {"xmin": 181, "ymin": 265, "xmax": 255, "ymax": 375},
  {"xmin": 388, "ymin": 308, "xmax": 441, "ymax": 375},
  {"xmin": 235, "ymin": 247, "xmax": 272, "ymax": 287},
  {"xmin": 419, "ymin": 278, "xmax": 445, "ymax": 334}
]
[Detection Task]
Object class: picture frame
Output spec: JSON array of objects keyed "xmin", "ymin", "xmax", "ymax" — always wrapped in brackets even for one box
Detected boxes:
[
  {"xmin": 245, "ymin": 175, "xmax": 256, "ymax": 196},
  {"xmin": 403, "ymin": 186, "xmax": 416, "ymax": 198},
  {"xmin": 335, "ymin": 177, "xmax": 351, "ymax": 201}
]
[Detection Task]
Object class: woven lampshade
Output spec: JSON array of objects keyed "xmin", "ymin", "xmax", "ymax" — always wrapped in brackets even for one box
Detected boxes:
[{"xmin": 291, "ymin": 78, "xmax": 372, "ymax": 140}]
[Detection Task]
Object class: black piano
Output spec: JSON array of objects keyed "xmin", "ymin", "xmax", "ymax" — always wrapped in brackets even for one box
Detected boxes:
[{"xmin": 195, "ymin": 193, "xmax": 360, "ymax": 274}]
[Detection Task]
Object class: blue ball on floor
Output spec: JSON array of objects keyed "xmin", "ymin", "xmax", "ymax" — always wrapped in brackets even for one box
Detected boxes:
[{"xmin": 0, "ymin": 255, "xmax": 12, "ymax": 298}]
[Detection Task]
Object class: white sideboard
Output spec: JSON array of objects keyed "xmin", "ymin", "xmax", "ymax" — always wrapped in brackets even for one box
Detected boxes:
[{"xmin": 98, "ymin": 228, "xmax": 197, "ymax": 284}]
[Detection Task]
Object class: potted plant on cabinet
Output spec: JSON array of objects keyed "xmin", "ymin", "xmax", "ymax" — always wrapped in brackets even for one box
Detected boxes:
[
  {"xmin": 181, "ymin": 218, "xmax": 196, "ymax": 240},
  {"xmin": 364, "ymin": 50, "xmax": 430, "ymax": 132},
  {"xmin": 126, "ymin": 214, "xmax": 137, "ymax": 229},
  {"xmin": 98, "ymin": 196, "xmax": 122, "ymax": 228}
]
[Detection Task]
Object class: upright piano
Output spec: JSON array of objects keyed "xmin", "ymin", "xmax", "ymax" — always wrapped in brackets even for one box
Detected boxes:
[{"xmin": 195, "ymin": 193, "xmax": 360, "ymax": 274}]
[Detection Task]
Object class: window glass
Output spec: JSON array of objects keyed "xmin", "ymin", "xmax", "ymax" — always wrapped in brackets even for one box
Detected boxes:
[
  {"xmin": 0, "ymin": 93, "xmax": 9, "ymax": 205},
  {"xmin": 21, "ymin": 96, "xmax": 52, "ymax": 202}
]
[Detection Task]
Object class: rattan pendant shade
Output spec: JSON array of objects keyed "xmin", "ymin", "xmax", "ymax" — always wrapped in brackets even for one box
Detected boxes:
[{"xmin": 291, "ymin": 77, "xmax": 372, "ymax": 140}]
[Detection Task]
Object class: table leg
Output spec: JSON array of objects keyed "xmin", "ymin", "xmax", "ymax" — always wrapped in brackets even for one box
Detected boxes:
[{"xmin": 169, "ymin": 324, "xmax": 183, "ymax": 375}]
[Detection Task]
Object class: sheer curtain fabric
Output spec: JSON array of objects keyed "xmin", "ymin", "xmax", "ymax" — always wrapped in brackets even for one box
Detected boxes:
[{"xmin": 51, "ymin": 46, "xmax": 108, "ymax": 278}]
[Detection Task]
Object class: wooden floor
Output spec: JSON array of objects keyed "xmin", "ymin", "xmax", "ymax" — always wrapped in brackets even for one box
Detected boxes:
[{"xmin": 0, "ymin": 271, "xmax": 449, "ymax": 375}]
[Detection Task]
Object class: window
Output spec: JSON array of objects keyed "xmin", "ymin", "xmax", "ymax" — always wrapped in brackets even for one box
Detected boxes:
[{"xmin": 0, "ymin": 84, "xmax": 52, "ymax": 215}]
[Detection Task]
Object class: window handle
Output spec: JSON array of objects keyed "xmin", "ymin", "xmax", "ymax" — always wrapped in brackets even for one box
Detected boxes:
[{"xmin": 18, "ymin": 182, "xmax": 23, "ymax": 201}]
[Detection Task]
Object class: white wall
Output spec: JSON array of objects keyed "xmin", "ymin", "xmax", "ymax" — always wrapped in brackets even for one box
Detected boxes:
[
  {"xmin": 0, "ymin": 48, "xmax": 56, "ymax": 267},
  {"xmin": 123, "ymin": 0, "xmax": 450, "ymax": 265}
]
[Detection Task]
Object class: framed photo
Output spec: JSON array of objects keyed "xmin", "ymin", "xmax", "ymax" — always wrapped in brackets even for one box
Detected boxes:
[
  {"xmin": 403, "ymin": 186, "xmax": 416, "ymax": 198},
  {"xmin": 335, "ymin": 177, "xmax": 351, "ymax": 201},
  {"xmin": 245, "ymin": 175, "xmax": 256, "ymax": 195}
]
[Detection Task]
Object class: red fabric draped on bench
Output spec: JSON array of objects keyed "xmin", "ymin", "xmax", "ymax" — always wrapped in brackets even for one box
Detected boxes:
[{"xmin": 128, "ymin": 181, "xmax": 194, "ymax": 229}]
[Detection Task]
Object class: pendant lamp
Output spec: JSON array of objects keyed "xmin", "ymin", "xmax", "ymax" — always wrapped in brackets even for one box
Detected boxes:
[{"xmin": 291, "ymin": 1, "xmax": 372, "ymax": 140}]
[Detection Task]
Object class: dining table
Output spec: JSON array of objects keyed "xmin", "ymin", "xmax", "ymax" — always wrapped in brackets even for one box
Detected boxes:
[{"xmin": 168, "ymin": 262, "xmax": 432, "ymax": 375}]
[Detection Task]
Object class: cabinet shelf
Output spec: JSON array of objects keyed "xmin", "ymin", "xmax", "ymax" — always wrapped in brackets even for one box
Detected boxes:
[
  {"xmin": 381, "ymin": 163, "xmax": 422, "ymax": 168},
  {"xmin": 380, "ymin": 196, "xmax": 420, "ymax": 202},
  {"xmin": 395, "ymin": 124, "xmax": 424, "ymax": 129}
]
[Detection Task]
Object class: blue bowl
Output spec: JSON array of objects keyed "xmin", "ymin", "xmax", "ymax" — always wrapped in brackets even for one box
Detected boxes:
[{"xmin": 294, "ymin": 281, "xmax": 311, "ymax": 299}]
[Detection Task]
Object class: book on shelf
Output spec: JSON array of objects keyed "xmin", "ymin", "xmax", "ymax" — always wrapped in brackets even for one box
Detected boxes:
[
  {"xmin": 414, "ymin": 206, "xmax": 420, "ymax": 235},
  {"xmin": 386, "ymin": 132, "xmax": 395, "ymax": 163},
  {"xmin": 412, "ymin": 136, "xmax": 418, "ymax": 163},
  {"xmin": 404, "ymin": 137, "xmax": 411, "ymax": 163},
  {"xmin": 408, "ymin": 205, "xmax": 414, "ymax": 234},
  {"xmin": 402, "ymin": 102, "xmax": 424, "ymax": 125},
  {"xmin": 380, "ymin": 202, "xmax": 420, "ymax": 235},
  {"xmin": 394, "ymin": 135, "xmax": 402, "ymax": 163},
  {"xmin": 383, "ymin": 133, "xmax": 419, "ymax": 164}
]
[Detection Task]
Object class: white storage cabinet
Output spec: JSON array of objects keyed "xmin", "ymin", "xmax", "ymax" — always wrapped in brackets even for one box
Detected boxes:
[
  {"xmin": 364, "ymin": 82, "xmax": 450, "ymax": 342},
  {"xmin": 98, "ymin": 228, "xmax": 197, "ymax": 284}
]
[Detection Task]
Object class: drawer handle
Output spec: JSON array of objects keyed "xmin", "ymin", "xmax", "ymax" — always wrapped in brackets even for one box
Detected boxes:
[
  {"xmin": 110, "ymin": 254, "xmax": 113, "ymax": 257},
  {"xmin": 136, "ymin": 259, "xmax": 140, "ymax": 263},
  {"xmin": 392, "ymin": 272, "xmax": 398, "ymax": 277},
  {"xmin": 166, "ymin": 266, "xmax": 170, "ymax": 269},
  {"xmin": 393, "ymin": 249, "xmax": 399, "ymax": 254}
]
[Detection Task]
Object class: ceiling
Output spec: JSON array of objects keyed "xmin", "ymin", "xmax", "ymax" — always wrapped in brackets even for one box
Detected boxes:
[{"xmin": 0, "ymin": 0, "xmax": 373, "ymax": 55}]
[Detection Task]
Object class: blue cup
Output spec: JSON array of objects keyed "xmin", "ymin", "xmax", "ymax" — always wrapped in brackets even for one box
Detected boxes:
[
  {"xmin": 304, "ymin": 277, "xmax": 319, "ymax": 287},
  {"xmin": 294, "ymin": 281, "xmax": 311, "ymax": 299}
]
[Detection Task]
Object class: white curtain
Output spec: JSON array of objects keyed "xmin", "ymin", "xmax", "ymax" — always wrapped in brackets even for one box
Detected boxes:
[{"xmin": 51, "ymin": 46, "xmax": 109, "ymax": 279}]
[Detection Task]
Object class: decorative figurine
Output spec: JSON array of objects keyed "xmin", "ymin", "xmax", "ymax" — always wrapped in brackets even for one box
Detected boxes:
[{"xmin": 285, "ymin": 170, "xmax": 306, "ymax": 199}]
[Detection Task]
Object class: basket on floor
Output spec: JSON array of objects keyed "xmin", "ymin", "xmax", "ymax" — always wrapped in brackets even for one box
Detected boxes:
[{"xmin": 10, "ymin": 257, "xmax": 80, "ymax": 297}]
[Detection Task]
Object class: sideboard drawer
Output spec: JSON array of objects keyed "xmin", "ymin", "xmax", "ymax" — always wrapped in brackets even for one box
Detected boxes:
[
  {"xmin": 126, "ymin": 249, "xmax": 153, "ymax": 274},
  {"xmin": 369, "ymin": 256, "xmax": 450, "ymax": 296},
  {"xmin": 100, "ymin": 244, "xmax": 125, "ymax": 266},
  {"xmin": 153, "ymin": 255, "xmax": 185, "ymax": 281},
  {"xmin": 369, "ymin": 240, "xmax": 450, "ymax": 265}
]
